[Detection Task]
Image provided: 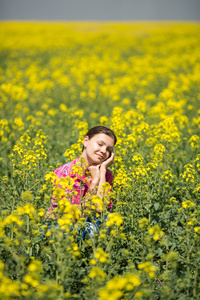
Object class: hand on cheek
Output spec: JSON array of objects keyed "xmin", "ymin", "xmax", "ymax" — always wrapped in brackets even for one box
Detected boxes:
[{"xmin": 101, "ymin": 151, "xmax": 114, "ymax": 169}]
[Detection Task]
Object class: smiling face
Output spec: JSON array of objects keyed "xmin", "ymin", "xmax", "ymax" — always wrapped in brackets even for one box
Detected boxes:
[{"xmin": 82, "ymin": 133, "xmax": 114, "ymax": 166}]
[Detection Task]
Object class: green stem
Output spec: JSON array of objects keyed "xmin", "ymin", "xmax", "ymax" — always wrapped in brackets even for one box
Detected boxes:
[
  {"xmin": 56, "ymin": 268, "xmax": 59, "ymax": 284},
  {"xmin": 116, "ymin": 190, "xmax": 120, "ymax": 212},
  {"xmin": 193, "ymin": 265, "xmax": 198, "ymax": 298},
  {"xmin": 10, "ymin": 225, "xmax": 14, "ymax": 240},
  {"xmin": 26, "ymin": 171, "xmax": 28, "ymax": 189},
  {"xmin": 26, "ymin": 215, "xmax": 29, "ymax": 233},
  {"xmin": 29, "ymin": 180, "xmax": 40, "ymax": 191},
  {"xmin": 185, "ymin": 215, "xmax": 191, "ymax": 295}
]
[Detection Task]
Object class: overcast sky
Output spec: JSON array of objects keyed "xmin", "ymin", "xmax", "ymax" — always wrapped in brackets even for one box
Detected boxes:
[{"xmin": 0, "ymin": 0, "xmax": 200, "ymax": 21}]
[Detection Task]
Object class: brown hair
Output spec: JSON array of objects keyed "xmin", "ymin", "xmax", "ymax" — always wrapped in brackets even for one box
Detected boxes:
[{"xmin": 82, "ymin": 125, "xmax": 117, "ymax": 151}]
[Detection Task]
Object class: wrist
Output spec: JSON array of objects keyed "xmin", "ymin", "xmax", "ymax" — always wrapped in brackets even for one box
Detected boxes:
[
  {"xmin": 100, "ymin": 167, "xmax": 107, "ymax": 173},
  {"xmin": 89, "ymin": 180, "xmax": 99, "ymax": 188}
]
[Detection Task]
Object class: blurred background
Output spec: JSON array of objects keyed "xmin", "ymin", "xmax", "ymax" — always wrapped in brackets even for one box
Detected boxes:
[{"xmin": 0, "ymin": 0, "xmax": 200, "ymax": 21}]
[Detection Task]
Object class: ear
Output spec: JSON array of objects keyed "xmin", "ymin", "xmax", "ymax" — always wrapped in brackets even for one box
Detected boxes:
[{"xmin": 83, "ymin": 136, "xmax": 89, "ymax": 149}]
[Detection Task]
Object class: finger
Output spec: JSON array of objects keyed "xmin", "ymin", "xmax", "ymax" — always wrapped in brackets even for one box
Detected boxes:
[
  {"xmin": 110, "ymin": 152, "xmax": 115, "ymax": 160},
  {"xmin": 107, "ymin": 152, "xmax": 114, "ymax": 162}
]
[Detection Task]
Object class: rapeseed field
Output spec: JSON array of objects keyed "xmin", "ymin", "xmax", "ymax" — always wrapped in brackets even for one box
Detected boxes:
[{"xmin": 0, "ymin": 22, "xmax": 200, "ymax": 299}]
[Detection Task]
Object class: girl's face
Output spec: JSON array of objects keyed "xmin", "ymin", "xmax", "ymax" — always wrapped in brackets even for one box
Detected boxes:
[{"xmin": 83, "ymin": 133, "xmax": 114, "ymax": 165}]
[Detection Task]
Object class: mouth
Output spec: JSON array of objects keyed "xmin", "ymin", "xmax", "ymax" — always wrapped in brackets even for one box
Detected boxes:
[{"xmin": 96, "ymin": 153, "xmax": 104, "ymax": 159}]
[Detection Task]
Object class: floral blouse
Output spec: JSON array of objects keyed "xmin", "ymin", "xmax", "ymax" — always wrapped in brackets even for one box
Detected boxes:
[{"xmin": 48, "ymin": 157, "xmax": 113, "ymax": 213}]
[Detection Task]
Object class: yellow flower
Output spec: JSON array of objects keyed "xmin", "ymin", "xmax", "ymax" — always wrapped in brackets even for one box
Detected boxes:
[
  {"xmin": 89, "ymin": 259, "xmax": 97, "ymax": 265},
  {"xmin": 182, "ymin": 200, "xmax": 195, "ymax": 209},
  {"xmin": 189, "ymin": 135, "xmax": 199, "ymax": 149},
  {"xmin": 106, "ymin": 213, "xmax": 123, "ymax": 227},
  {"xmin": 94, "ymin": 248, "xmax": 109, "ymax": 263},
  {"xmin": 100, "ymin": 116, "xmax": 109, "ymax": 125},
  {"xmin": 181, "ymin": 164, "xmax": 196, "ymax": 183},
  {"xmin": 148, "ymin": 225, "xmax": 164, "ymax": 240},
  {"xmin": 60, "ymin": 103, "xmax": 68, "ymax": 112},
  {"xmin": 135, "ymin": 291, "xmax": 143, "ymax": 298},
  {"xmin": 88, "ymin": 267, "xmax": 106, "ymax": 279},
  {"xmin": 138, "ymin": 217, "xmax": 149, "ymax": 229},
  {"xmin": 194, "ymin": 227, "xmax": 200, "ymax": 233},
  {"xmin": 38, "ymin": 209, "xmax": 45, "ymax": 217},
  {"xmin": 24, "ymin": 274, "xmax": 32, "ymax": 283},
  {"xmin": 28, "ymin": 263, "xmax": 37, "ymax": 272},
  {"xmin": 138, "ymin": 261, "xmax": 156, "ymax": 278},
  {"xmin": 99, "ymin": 273, "xmax": 140, "ymax": 300}
]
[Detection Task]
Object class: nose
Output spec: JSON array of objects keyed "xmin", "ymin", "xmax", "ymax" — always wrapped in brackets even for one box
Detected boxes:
[{"xmin": 100, "ymin": 146, "xmax": 107, "ymax": 154}]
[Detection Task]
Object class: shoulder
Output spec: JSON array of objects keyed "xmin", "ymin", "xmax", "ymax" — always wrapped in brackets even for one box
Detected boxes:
[
  {"xmin": 54, "ymin": 162, "xmax": 71, "ymax": 178},
  {"xmin": 55, "ymin": 158, "xmax": 78, "ymax": 178},
  {"xmin": 106, "ymin": 168, "xmax": 114, "ymax": 185}
]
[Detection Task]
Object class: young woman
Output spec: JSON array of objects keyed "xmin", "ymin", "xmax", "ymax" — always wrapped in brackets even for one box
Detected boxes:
[{"xmin": 47, "ymin": 125, "xmax": 117, "ymax": 220}]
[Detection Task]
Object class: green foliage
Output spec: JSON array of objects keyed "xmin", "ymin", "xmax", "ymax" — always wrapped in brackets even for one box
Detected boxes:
[{"xmin": 0, "ymin": 22, "xmax": 200, "ymax": 299}]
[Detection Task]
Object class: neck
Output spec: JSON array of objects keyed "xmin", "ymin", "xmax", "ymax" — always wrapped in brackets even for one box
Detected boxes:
[{"xmin": 80, "ymin": 152, "xmax": 93, "ymax": 168}]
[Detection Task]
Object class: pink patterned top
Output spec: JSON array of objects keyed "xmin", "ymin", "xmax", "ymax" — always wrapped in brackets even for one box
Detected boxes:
[{"xmin": 48, "ymin": 157, "xmax": 113, "ymax": 213}]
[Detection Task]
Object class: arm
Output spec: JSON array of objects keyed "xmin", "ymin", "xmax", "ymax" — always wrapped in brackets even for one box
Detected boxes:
[
  {"xmin": 97, "ymin": 151, "xmax": 114, "ymax": 195},
  {"xmin": 85, "ymin": 152, "xmax": 114, "ymax": 211},
  {"xmin": 87, "ymin": 152, "xmax": 114, "ymax": 195}
]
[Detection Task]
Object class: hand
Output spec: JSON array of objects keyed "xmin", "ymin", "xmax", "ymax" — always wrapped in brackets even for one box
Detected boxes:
[
  {"xmin": 88, "ymin": 164, "xmax": 101, "ymax": 186},
  {"xmin": 100, "ymin": 151, "xmax": 114, "ymax": 170}
]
